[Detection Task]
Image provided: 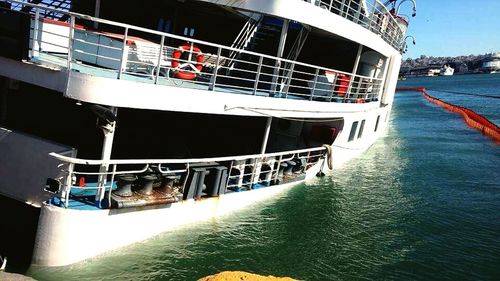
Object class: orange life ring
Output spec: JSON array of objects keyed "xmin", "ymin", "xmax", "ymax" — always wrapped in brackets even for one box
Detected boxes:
[{"xmin": 171, "ymin": 44, "xmax": 204, "ymax": 80}]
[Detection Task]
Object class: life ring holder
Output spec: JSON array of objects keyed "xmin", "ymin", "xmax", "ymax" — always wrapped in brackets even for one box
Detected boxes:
[{"xmin": 171, "ymin": 43, "xmax": 204, "ymax": 80}]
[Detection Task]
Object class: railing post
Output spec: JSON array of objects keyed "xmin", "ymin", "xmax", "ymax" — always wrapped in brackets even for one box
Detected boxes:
[
  {"xmin": 329, "ymin": 74, "xmax": 338, "ymax": 102},
  {"xmin": 67, "ymin": 15, "xmax": 75, "ymax": 70},
  {"xmin": 283, "ymin": 63, "xmax": 295, "ymax": 98},
  {"xmin": 107, "ymin": 164, "xmax": 117, "ymax": 209},
  {"xmin": 340, "ymin": 0, "xmax": 346, "ymax": 17},
  {"xmin": 118, "ymin": 27, "xmax": 129, "ymax": 79},
  {"xmin": 154, "ymin": 35, "xmax": 165, "ymax": 84},
  {"xmin": 188, "ymin": 42, "xmax": 194, "ymax": 63},
  {"xmin": 274, "ymin": 155, "xmax": 283, "ymax": 182},
  {"xmin": 209, "ymin": 47, "xmax": 222, "ymax": 91},
  {"xmin": 345, "ymin": 77, "xmax": 353, "ymax": 102},
  {"xmin": 253, "ymin": 56, "xmax": 263, "ymax": 95},
  {"xmin": 31, "ymin": 7, "xmax": 40, "ymax": 59},
  {"xmin": 356, "ymin": 0, "xmax": 363, "ymax": 24},
  {"xmin": 250, "ymin": 157, "xmax": 261, "ymax": 188},
  {"xmin": 346, "ymin": 0, "xmax": 353, "ymax": 20},
  {"xmin": 310, "ymin": 68, "xmax": 319, "ymax": 101},
  {"xmin": 370, "ymin": 0, "xmax": 378, "ymax": 33},
  {"xmin": 62, "ymin": 162, "xmax": 75, "ymax": 208}
]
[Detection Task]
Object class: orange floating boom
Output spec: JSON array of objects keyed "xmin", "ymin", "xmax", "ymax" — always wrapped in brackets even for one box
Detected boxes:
[{"xmin": 396, "ymin": 87, "xmax": 500, "ymax": 143}]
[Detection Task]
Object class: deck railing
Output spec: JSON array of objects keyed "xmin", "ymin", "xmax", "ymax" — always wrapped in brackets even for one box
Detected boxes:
[
  {"xmin": 49, "ymin": 147, "xmax": 327, "ymax": 209},
  {"xmin": 2, "ymin": 0, "xmax": 386, "ymax": 104},
  {"xmin": 305, "ymin": 0, "xmax": 407, "ymax": 50}
]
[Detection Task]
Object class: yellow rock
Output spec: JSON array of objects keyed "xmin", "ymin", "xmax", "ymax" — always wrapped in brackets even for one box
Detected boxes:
[{"xmin": 198, "ymin": 271, "xmax": 297, "ymax": 281}]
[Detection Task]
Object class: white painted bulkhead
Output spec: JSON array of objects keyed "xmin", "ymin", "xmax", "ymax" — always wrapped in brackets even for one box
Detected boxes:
[{"xmin": 65, "ymin": 70, "xmax": 381, "ymax": 118}]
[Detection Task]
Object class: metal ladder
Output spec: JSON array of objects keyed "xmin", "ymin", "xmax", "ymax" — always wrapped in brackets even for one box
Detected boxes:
[{"xmin": 225, "ymin": 14, "xmax": 263, "ymax": 70}]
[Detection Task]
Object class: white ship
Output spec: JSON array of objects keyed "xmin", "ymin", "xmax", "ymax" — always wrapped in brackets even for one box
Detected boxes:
[
  {"xmin": 439, "ymin": 64, "xmax": 454, "ymax": 76},
  {"xmin": 482, "ymin": 52, "xmax": 500, "ymax": 74},
  {"xmin": 0, "ymin": 0, "xmax": 413, "ymax": 268}
]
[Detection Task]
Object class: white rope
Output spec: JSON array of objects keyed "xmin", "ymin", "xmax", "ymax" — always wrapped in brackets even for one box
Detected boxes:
[
  {"xmin": 228, "ymin": 106, "xmax": 345, "ymax": 122},
  {"xmin": 322, "ymin": 144, "xmax": 333, "ymax": 170}
]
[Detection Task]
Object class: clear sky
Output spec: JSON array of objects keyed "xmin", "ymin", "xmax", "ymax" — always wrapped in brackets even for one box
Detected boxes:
[{"xmin": 401, "ymin": 0, "xmax": 500, "ymax": 59}]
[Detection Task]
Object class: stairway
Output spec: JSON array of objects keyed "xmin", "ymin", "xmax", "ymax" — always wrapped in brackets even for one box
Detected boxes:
[
  {"xmin": 220, "ymin": 15, "xmax": 289, "ymax": 91},
  {"xmin": 222, "ymin": 14, "xmax": 311, "ymax": 94},
  {"xmin": 226, "ymin": 15, "xmax": 283, "ymax": 68}
]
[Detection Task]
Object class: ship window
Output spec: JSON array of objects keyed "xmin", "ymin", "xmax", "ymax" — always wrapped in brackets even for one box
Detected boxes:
[
  {"xmin": 357, "ymin": 120, "xmax": 365, "ymax": 139},
  {"xmin": 348, "ymin": 121, "xmax": 358, "ymax": 142},
  {"xmin": 157, "ymin": 18, "xmax": 171, "ymax": 33},
  {"xmin": 183, "ymin": 27, "xmax": 195, "ymax": 37},
  {"xmin": 374, "ymin": 115, "xmax": 380, "ymax": 132}
]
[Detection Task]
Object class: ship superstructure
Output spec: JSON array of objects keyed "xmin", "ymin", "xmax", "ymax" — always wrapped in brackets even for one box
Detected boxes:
[
  {"xmin": 482, "ymin": 52, "xmax": 500, "ymax": 74},
  {"xmin": 0, "ymin": 0, "xmax": 414, "ymax": 268}
]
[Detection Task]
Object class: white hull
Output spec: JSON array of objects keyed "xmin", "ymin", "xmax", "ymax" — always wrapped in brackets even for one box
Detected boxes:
[{"xmin": 32, "ymin": 161, "xmax": 323, "ymax": 267}]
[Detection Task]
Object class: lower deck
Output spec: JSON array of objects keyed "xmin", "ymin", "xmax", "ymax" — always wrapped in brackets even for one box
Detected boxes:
[{"xmin": 0, "ymin": 75, "xmax": 390, "ymax": 212}]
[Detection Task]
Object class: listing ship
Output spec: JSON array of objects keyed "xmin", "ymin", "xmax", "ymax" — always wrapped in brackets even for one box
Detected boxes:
[{"xmin": 0, "ymin": 0, "xmax": 413, "ymax": 268}]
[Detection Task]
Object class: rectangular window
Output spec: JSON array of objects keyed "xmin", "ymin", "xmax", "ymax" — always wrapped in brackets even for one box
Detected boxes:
[
  {"xmin": 348, "ymin": 121, "xmax": 358, "ymax": 142},
  {"xmin": 357, "ymin": 120, "xmax": 365, "ymax": 139},
  {"xmin": 374, "ymin": 115, "xmax": 380, "ymax": 132}
]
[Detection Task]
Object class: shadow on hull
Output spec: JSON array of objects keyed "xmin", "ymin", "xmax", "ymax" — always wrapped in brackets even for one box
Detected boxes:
[{"xmin": 0, "ymin": 195, "xmax": 40, "ymax": 274}]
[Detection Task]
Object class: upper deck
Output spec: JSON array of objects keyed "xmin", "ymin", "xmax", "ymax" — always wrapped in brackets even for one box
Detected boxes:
[
  {"xmin": 0, "ymin": 0, "xmax": 403, "ymax": 118},
  {"xmin": 199, "ymin": 0, "xmax": 409, "ymax": 54}
]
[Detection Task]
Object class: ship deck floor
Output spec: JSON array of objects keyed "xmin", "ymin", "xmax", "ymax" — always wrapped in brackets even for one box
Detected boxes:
[{"xmin": 34, "ymin": 53, "xmax": 313, "ymax": 100}]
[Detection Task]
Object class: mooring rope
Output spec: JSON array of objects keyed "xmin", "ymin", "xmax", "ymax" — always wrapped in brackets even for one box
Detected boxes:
[
  {"xmin": 322, "ymin": 144, "xmax": 333, "ymax": 170},
  {"xmin": 227, "ymin": 106, "xmax": 345, "ymax": 122}
]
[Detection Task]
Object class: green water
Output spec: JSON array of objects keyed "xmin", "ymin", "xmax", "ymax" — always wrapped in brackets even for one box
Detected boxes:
[{"xmin": 30, "ymin": 75, "xmax": 500, "ymax": 281}]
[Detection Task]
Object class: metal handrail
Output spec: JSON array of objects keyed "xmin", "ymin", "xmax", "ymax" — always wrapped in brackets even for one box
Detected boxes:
[
  {"xmin": 227, "ymin": 15, "xmax": 262, "ymax": 68},
  {"xmin": 12, "ymin": 0, "xmax": 385, "ymax": 103},
  {"xmin": 51, "ymin": 146, "xmax": 327, "ymax": 208},
  {"xmin": 307, "ymin": 0, "xmax": 407, "ymax": 50},
  {"xmin": 49, "ymin": 146, "xmax": 327, "ymax": 166}
]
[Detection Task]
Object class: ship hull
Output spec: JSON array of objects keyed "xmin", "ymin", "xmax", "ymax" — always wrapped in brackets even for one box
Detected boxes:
[
  {"xmin": 31, "ymin": 162, "xmax": 324, "ymax": 267},
  {"xmin": 29, "ymin": 104, "xmax": 391, "ymax": 267}
]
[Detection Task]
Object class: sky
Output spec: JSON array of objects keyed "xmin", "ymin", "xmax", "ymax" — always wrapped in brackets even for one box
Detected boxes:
[{"xmin": 400, "ymin": 0, "xmax": 500, "ymax": 59}]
